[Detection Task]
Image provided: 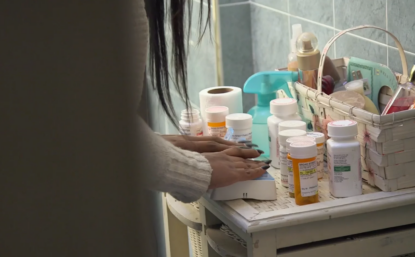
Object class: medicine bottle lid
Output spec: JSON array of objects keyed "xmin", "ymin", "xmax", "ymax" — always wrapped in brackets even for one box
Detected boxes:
[
  {"xmin": 181, "ymin": 109, "xmax": 201, "ymax": 121},
  {"xmin": 226, "ymin": 113, "xmax": 252, "ymax": 129},
  {"xmin": 205, "ymin": 106, "xmax": 229, "ymax": 123},
  {"xmin": 278, "ymin": 120, "xmax": 307, "ymax": 132},
  {"xmin": 328, "ymin": 120, "xmax": 358, "ymax": 138},
  {"xmin": 306, "ymin": 132, "xmax": 325, "ymax": 144},
  {"xmin": 279, "ymin": 129, "xmax": 307, "ymax": 146},
  {"xmin": 270, "ymin": 98, "xmax": 298, "ymax": 116},
  {"xmin": 286, "ymin": 136, "xmax": 315, "ymax": 152},
  {"xmin": 290, "ymin": 141, "xmax": 317, "ymax": 159}
]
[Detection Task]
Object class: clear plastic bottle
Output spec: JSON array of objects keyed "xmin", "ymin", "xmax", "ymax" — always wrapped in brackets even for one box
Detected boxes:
[
  {"xmin": 278, "ymin": 129, "xmax": 307, "ymax": 188},
  {"xmin": 179, "ymin": 109, "xmax": 203, "ymax": 136},
  {"xmin": 288, "ymin": 24, "xmax": 303, "ymax": 72},
  {"xmin": 267, "ymin": 98, "xmax": 302, "ymax": 169},
  {"xmin": 327, "ymin": 120, "xmax": 362, "ymax": 197},
  {"xmin": 290, "ymin": 141, "xmax": 319, "ymax": 205}
]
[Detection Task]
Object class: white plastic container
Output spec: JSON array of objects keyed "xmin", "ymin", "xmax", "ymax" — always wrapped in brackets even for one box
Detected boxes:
[
  {"xmin": 225, "ymin": 113, "xmax": 253, "ymax": 142},
  {"xmin": 205, "ymin": 106, "xmax": 229, "ymax": 138},
  {"xmin": 267, "ymin": 98, "xmax": 302, "ymax": 168},
  {"xmin": 327, "ymin": 120, "xmax": 362, "ymax": 198},
  {"xmin": 278, "ymin": 120, "xmax": 307, "ymax": 132},
  {"xmin": 179, "ymin": 109, "xmax": 203, "ymax": 136},
  {"xmin": 286, "ymin": 136, "xmax": 315, "ymax": 198},
  {"xmin": 279, "ymin": 129, "xmax": 307, "ymax": 188},
  {"xmin": 307, "ymin": 132, "xmax": 325, "ymax": 179}
]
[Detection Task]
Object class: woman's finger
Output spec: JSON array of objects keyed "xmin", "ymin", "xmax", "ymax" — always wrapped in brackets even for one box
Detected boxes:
[
  {"xmin": 193, "ymin": 136, "xmax": 241, "ymax": 146},
  {"xmin": 234, "ymin": 162, "xmax": 250, "ymax": 169},
  {"xmin": 230, "ymin": 158, "xmax": 267, "ymax": 168},
  {"xmin": 194, "ymin": 141, "xmax": 231, "ymax": 153},
  {"xmin": 228, "ymin": 156, "xmax": 244, "ymax": 162},
  {"xmin": 223, "ymin": 147, "xmax": 262, "ymax": 159},
  {"xmin": 184, "ymin": 135, "xmax": 247, "ymax": 147},
  {"xmin": 237, "ymin": 167, "xmax": 268, "ymax": 181}
]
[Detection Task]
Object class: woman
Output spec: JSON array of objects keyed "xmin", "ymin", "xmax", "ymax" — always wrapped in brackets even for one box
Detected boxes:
[
  {"xmin": 1, "ymin": 0, "xmax": 269, "ymax": 256},
  {"xmin": 137, "ymin": 0, "xmax": 271, "ymax": 203}
]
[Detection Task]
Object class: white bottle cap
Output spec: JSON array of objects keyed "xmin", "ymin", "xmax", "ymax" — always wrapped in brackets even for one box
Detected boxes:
[
  {"xmin": 290, "ymin": 141, "xmax": 317, "ymax": 159},
  {"xmin": 286, "ymin": 136, "xmax": 315, "ymax": 153},
  {"xmin": 226, "ymin": 113, "xmax": 252, "ymax": 129},
  {"xmin": 328, "ymin": 120, "xmax": 358, "ymax": 138},
  {"xmin": 278, "ymin": 120, "xmax": 307, "ymax": 132},
  {"xmin": 205, "ymin": 106, "xmax": 229, "ymax": 123},
  {"xmin": 270, "ymin": 98, "xmax": 298, "ymax": 116},
  {"xmin": 279, "ymin": 129, "xmax": 307, "ymax": 147},
  {"xmin": 181, "ymin": 109, "xmax": 201, "ymax": 121},
  {"xmin": 306, "ymin": 132, "xmax": 325, "ymax": 144}
]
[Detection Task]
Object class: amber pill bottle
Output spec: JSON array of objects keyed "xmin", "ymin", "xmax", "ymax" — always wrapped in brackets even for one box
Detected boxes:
[{"xmin": 290, "ymin": 141, "xmax": 319, "ymax": 205}]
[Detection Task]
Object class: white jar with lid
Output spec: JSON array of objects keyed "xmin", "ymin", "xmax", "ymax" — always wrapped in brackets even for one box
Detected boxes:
[
  {"xmin": 327, "ymin": 120, "xmax": 362, "ymax": 198},
  {"xmin": 278, "ymin": 129, "xmax": 307, "ymax": 188},
  {"xmin": 307, "ymin": 132, "xmax": 325, "ymax": 179},
  {"xmin": 179, "ymin": 109, "xmax": 203, "ymax": 136},
  {"xmin": 225, "ymin": 113, "xmax": 253, "ymax": 142},
  {"xmin": 267, "ymin": 98, "xmax": 302, "ymax": 168},
  {"xmin": 279, "ymin": 120, "xmax": 307, "ymax": 132},
  {"xmin": 205, "ymin": 106, "xmax": 229, "ymax": 138}
]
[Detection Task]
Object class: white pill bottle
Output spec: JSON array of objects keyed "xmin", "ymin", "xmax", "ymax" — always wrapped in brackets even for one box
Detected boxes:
[
  {"xmin": 205, "ymin": 106, "xmax": 229, "ymax": 138},
  {"xmin": 225, "ymin": 113, "xmax": 253, "ymax": 142},
  {"xmin": 267, "ymin": 98, "xmax": 301, "ymax": 168},
  {"xmin": 278, "ymin": 129, "xmax": 307, "ymax": 188},
  {"xmin": 327, "ymin": 120, "xmax": 362, "ymax": 197},
  {"xmin": 179, "ymin": 109, "xmax": 203, "ymax": 136}
]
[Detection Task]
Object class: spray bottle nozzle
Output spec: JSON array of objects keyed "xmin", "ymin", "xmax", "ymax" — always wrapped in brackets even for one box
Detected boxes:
[{"xmin": 244, "ymin": 71, "xmax": 298, "ymax": 98}]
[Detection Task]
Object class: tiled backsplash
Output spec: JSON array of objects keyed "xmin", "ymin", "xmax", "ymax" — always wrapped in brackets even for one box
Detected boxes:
[
  {"xmin": 219, "ymin": 0, "xmax": 415, "ymax": 110},
  {"xmin": 147, "ymin": 0, "xmax": 415, "ymax": 134}
]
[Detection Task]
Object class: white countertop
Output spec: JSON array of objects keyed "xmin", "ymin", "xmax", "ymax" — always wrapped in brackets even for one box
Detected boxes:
[{"xmin": 202, "ymin": 167, "xmax": 415, "ymax": 233}]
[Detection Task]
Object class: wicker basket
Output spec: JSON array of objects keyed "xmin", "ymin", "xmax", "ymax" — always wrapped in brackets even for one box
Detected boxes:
[{"xmin": 292, "ymin": 25, "xmax": 412, "ymax": 192}]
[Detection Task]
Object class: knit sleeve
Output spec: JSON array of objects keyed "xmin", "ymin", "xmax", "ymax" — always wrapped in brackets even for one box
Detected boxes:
[{"xmin": 138, "ymin": 117, "xmax": 212, "ymax": 203}]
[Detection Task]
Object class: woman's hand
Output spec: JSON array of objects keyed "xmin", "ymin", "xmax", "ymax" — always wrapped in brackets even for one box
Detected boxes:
[
  {"xmin": 203, "ymin": 147, "xmax": 271, "ymax": 189},
  {"xmin": 162, "ymin": 135, "xmax": 257, "ymax": 153}
]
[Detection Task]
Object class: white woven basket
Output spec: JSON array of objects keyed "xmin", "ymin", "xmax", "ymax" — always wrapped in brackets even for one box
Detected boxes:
[{"xmin": 292, "ymin": 25, "xmax": 413, "ymax": 192}]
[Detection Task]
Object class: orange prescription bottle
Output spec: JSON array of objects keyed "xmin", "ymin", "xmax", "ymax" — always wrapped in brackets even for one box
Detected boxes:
[
  {"xmin": 290, "ymin": 141, "xmax": 319, "ymax": 205},
  {"xmin": 286, "ymin": 136, "xmax": 315, "ymax": 198},
  {"xmin": 205, "ymin": 106, "xmax": 229, "ymax": 138}
]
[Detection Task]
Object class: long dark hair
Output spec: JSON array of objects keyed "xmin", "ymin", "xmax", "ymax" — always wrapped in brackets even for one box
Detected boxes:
[{"xmin": 145, "ymin": 0, "xmax": 211, "ymax": 127}]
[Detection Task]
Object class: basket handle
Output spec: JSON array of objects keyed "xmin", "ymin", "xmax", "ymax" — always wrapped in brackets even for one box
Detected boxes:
[{"xmin": 317, "ymin": 25, "xmax": 409, "ymax": 93}]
